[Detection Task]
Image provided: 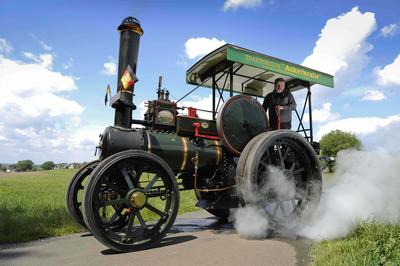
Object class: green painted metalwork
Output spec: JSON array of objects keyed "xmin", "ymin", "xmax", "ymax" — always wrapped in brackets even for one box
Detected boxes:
[
  {"xmin": 226, "ymin": 46, "xmax": 334, "ymax": 88},
  {"xmin": 147, "ymin": 131, "xmax": 221, "ymax": 172},
  {"xmin": 217, "ymin": 95, "xmax": 268, "ymax": 155},
  {"xmin": 185, "ymin": 44, "xmax": 334, "ymax": 98}
]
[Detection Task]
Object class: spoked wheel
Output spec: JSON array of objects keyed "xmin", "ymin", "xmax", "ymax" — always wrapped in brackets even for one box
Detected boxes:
[
  {"xmin": 82, "ymin": 150, "xmax": 180, "ymax": 252},
  {"xmin": 236, "ymin": 130, "xmax": 322, "ymax": 229},
  {"xmin": 66, "ymin": 160, "xmax": 99, "ymax": 229}
]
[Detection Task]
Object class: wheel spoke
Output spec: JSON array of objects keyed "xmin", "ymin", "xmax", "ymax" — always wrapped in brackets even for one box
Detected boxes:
[
  {"xmin": 271, "ymin": 203, "xmax": 279, "ymax": 217},
  {"xmin": 136, "ymin": 212, "xmax": 147, "ymax": 229},
  {"xmin": 146, "ymin": 190, "xmax": 167, "ymax": 198},
  {"xmin": 101, "ymin": 207, "xmax": 107, "ymax": 222},
  {"xmin": 144, "ymin": 175, "xmax": 160, "ymax": 193},
  {"xmin": 120, "ymin": 167, "xmax": 135, "ymax": 189},
  {"xmin": 291, "ymin": 199, "xmax": 297, "ymax": 209},
  {"xmin": 279, "ymin": 202, "xmax": 288, "ymax": 217},
  {"xmin": 108, "ymin": 206, "xmax": 124, "ymax": 225},
  {"xmin": 290, "ymin": 162, "xmax": 296, "ymax": 172},
  {"xmin": 277, "ymin": 144, "xmax": 285, "ymax": 169},
  {"xmin": 293, "ymin": 167, "xmax": 305, "ymax": 175},
  {"xmin": 125, "ymin": 213, "xmax": 135, "ymax": 238},
  {"xmin": 145, "ymin": 203, "xmax": 164, "ymax": 216},
  {"xmin": 283, "ymin": 147, "xmax": 291, "ymax": 161},
  {"xmin": 266, "ymin": 149, "xmax": 272, "ymax": 164}
]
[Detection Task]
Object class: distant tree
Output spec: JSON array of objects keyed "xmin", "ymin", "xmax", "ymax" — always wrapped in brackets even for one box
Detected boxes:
[
  {"xmin": 9, "ymin": 164, "xmax": 16, "ymax": 170},
  {"xmin": 15, "ymin": 160, "xmax": 34, "ymax": 172},
  {"xmin": 0, "ymin": 163, "xmax": 5, "ymax": 172},
  {"xmin": 320, "ymin": 130, "xmax": 362, "ymax": 157},
  {"xmin": 42, "ymin": 161, "xmax": 56, "ymax": 170}
]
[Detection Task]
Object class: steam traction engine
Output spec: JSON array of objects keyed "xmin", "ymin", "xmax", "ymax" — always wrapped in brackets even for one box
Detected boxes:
[{"xmin": 67, "ymin": 17, "xmax": 332, "ymax": 252}]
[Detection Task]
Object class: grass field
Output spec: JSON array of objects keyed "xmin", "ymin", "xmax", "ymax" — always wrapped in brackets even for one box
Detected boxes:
[
  {"xmin": 311, "ymin": 222, "xmax": 400, "ymax": 265},
  {"xmin": 0, "ymin": 169, "xmax": 198, "ymax": 244}
]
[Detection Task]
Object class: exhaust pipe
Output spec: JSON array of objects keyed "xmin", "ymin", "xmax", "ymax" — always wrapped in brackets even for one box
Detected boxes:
[{"xmin": 112, "ymin": 17, "xmax": 144, "ymax": 129}]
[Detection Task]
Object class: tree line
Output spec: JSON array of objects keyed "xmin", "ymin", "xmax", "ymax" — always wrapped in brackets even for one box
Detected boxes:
[
  {"xmin": 1, "ymin": 130, "xmax": 361, "ymax": 173},
  {"xmin": 0, "ymin": 161, "xmax": 83, "ymax": 172}
]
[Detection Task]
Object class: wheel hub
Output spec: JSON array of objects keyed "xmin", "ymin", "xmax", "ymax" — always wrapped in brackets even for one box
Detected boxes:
[{"xmin": 127, "ymin": 190, "xmax": 147, "ymax": 209}]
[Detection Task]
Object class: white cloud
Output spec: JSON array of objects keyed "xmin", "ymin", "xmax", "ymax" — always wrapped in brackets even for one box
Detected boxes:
[
  {"xmin": 101, "ymin": 57, "xmax": 117, "ymax": 75},
  {"xmin": 176, "ymin": 54, "xmax": 188, "ymax": 68},
  {"xmin": 380, "ymin": 23, "xmax": 399, "ymax": 38},
  {"xmin": 136, "ymin": 94, "xmax": 214, "ymax": 123},
  {"xmin": 29, "ymin": 33, "xmax": 52, "ymax": 51},
  {"xmin": 39, "ymin": 40, "xmax": 52, "ymax": 51},
  {"xmin": 62, "ymin": 58, "xmax": 73, "ymax": 70},
  {"xmin": 179, "ymin": 94, "xmax": 214, "ymax": 119},
  {"xmin": 376, "ymin": 54, "xmax": 400, "ymax": 86},
  {"xmin": 223, "ymin": 0, "xmax": 262, "ymax": 11},
  {"xmin": 312, "ymin": 102, "xmax": 340, "ymax": 122},
  {"xmin": 316, "ymin": 115, "xmax": 400, "ymax": 140},
  {"xmin": 302, "ymin": 7, "xmax": 376, "ymax": 96},
  {"xmin": 0, "ymin": 46, "xmax": 100, "ymax": 164},
  {"xmin": 0, "ymin": 38, "xmax": 13, "ymax": 54},
  {"xmin": 361, "ymin": 90, "xmax": 386, "ymax": 101},
  {"xmin": 22, "ymin": 51, "xmax": 53, "ymax": 69},
  {"xmin": 184, "ymin": 37, "xmax": 226, "ymax": 59}
]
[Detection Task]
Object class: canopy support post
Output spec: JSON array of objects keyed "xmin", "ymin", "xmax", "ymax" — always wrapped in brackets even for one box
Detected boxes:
[
  {"xmin": 212, "ymin": 74, "xmax": 216, "ymax": 120},
  {"xmin": 308, "ymin": 85, "xmax": 313, "ymax": 143},
  {"xmin": 229, "ymin": 66, "xmax": 233, "ymax": 97}
]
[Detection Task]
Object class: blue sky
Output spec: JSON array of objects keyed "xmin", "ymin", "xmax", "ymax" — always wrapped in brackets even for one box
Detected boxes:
[{"xmin": 0, "ymin": 0, "xmax": 399, "ymax": 163}]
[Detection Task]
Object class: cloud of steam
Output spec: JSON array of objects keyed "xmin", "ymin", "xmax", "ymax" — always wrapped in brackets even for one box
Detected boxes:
[
  {"xmin": 232, "ymin": 122, "xmax": 400, "ymax": 241},
  {"xmin": 297, "ymin": 149, "xmax": 400, "ymax": 240},
  {"xmin": 232, "ymin": 166, "xmax": 297, "ymax": 239},
  {"xmin": 232, "ymin": 206, "xmax": 269, "ymax": 239}
]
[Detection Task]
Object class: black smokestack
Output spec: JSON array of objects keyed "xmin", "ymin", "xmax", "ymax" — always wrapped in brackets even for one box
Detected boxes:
[{"xmin": 113, "ymin": 17, "xmax": 144, "ymax": 128}]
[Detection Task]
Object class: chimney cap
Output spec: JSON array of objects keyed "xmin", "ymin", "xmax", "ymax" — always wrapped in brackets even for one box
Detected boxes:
[{"xmin": 117, "ymin": 17, "xmax": 144, "ymax": 35}]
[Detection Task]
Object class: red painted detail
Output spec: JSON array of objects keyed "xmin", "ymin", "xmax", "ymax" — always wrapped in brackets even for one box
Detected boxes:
[
  {"xmin": 188, "ymin": 107, "xmax": 198, "ymax": 118},
  {"xmin": 193, "ymin": 122, "xmax": 220, "ymax": 140}
]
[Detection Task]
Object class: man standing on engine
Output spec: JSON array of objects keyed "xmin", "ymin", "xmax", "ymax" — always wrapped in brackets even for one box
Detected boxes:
[{"xmin": 262, "ymin": 78, "xmax": 296, "ymax": 130}]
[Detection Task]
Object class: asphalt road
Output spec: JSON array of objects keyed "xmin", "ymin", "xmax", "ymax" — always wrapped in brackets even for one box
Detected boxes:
[{"xmin": 0, "ymin": 210, "xmax": 312, "ymax": 266}]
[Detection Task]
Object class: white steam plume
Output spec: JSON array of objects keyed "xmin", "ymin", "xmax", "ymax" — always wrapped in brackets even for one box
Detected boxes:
[
  {"xmin": 297, "ymin": 149, "xmax": 400, "ymax": 240},
  {"xmin": 232, "ymin": 124, "xmax": 400, "ymax": 241},
  {"xmin": 232, "ymin": 166, "xmax": 297, "ymax": 239}
]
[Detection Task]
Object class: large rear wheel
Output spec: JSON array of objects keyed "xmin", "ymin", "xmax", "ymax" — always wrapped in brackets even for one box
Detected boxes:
[
  {"xmin": 236, "ymin": 130, "xmax": 322, "ymax": 229},
  {"xmin": 82, "ymin": 150, "xmax": 180, "ymax": 252}
]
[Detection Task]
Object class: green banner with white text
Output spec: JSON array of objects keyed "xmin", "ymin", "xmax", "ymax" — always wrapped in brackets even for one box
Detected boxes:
[{"xmin": 227, "ymin": 46, "xmax": 334, "ymax": 88}]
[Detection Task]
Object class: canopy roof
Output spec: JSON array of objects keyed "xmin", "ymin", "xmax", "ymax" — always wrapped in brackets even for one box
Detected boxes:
[{"xmin": 186, "ymin": 44, "xmax": 334, "ymax": 97}]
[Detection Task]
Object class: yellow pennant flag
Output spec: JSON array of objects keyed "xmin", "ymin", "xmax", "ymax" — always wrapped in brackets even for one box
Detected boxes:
[{"xmin": 104, "ymin": 84, "xmax": 111, "ymax": 106}]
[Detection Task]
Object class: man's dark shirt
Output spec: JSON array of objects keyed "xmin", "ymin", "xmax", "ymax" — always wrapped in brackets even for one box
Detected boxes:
[{"xmin": 262, "ymin": 90, "xmax": 296, "ymax": 130}]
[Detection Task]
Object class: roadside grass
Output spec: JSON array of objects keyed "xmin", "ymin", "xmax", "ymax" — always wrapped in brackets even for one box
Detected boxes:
[
  {"xmin": 0, "ymin": 169, "xmax": 198, "ymax": 244},
  {"xmin": 311, "ymin": 222, "xmax": 400, "ymax": 266}
]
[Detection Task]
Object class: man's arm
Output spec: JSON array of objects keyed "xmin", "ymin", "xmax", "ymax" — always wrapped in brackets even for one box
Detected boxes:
[
  {"xmin": 262, "ymin": 93, "xmax": 272, "ymax": 111},
  {"xmin": 283, "ymin": 92, "xmax": 296, "ymax": 111}
]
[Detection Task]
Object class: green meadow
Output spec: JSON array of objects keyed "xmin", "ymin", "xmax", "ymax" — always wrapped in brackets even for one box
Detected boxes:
[
  {"xmin": 311, "ymin": 222, "xmax": 400, "ymax": 265},
  {"xmin": 0, "ymin": 169, "xmax": 198, "ymax": 244}
]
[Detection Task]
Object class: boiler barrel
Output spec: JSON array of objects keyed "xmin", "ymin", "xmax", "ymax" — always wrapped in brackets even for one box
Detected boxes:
[
  {"xmin": 99, "ymin": 127, "xmax": 222, "ymax": 173},
  {"xmin": 145, "ymin": 131, "xmax": 222, "ymax": 172}
]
